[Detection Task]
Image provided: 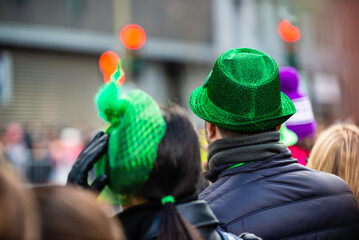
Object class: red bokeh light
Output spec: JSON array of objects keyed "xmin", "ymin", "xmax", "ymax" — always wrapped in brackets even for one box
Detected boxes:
[
  {"xmin": 120, "ymin": 24, "xmax": 147, "ymax": 50},
  {"xmin": 278, "ymin": 20, "xmax": 301, "ymax": 43},
  {"xmin": 99, "ymin": 51, "xmax": 120, "ymax": 83}
]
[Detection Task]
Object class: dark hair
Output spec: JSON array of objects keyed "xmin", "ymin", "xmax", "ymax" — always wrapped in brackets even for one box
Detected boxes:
[
  {"xmin": 138, "ymin": 104, "xmax": 202, "ymax": 240},
  {"xmin": 217, "ymin": 125, "xmax": 278, "ymax": 139},
  {"xmin": 34, "ymin": 185, "xmax": 123, "ymax": 240}
]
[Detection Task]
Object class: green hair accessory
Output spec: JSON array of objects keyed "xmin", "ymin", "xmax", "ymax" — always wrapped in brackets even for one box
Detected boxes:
[
  {"xmin": 111, "ymin": 60, "xmax": 125, "ymax": 85},
  {"xmin": 94, "ymin": 79, "xmax": 166, "ymax": 204},
  {"xmin": 161, "ymin": 195, "xmax": 175, "ymax": 205}
]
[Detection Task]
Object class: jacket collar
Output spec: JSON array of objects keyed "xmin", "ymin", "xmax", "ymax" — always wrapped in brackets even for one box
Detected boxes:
[
  {"xmin": 118, "ymin": 202, "xmax": 162, "ymax": 240},
  {"xmin": 207, "ymin": 131, "xmax": 286, "ymax": 169},
  {"xmin": 204, "ymin": 148, "xmax": 297, "ymax": 182},
  {"xmin": 118, "ymin": 200, "xmax": 219, "ymax": 240},
  {"xmin": 142, "ymin": 200, "xmax": 219, "ymax": 240}
]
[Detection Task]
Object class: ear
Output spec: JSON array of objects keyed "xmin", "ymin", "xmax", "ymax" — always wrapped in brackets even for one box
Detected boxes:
[{"xmin": 205, "ymin": 121, "xmax": 219, "ymax": 141}]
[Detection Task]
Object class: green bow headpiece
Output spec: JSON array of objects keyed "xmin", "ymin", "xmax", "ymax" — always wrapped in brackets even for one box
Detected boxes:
[{"xmin": 94, "ymin": 81, "xmax": 166, "ymax": 203}]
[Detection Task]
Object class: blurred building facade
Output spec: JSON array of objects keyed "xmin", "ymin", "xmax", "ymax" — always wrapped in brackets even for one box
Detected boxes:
[
  {"xmin": 281, "ymin": 0, "xmax": 359, "ymax": 126},
  {"xmin": 1, "ymin": 0, "xmax": 356, "ymax": 128},
  {"xmin": 0, "ymin": 0, "xmax": 289, "ymax": 128},
  {"xmin": 0, "ymin": 0, "xmax": 114, "ymax": 127}
]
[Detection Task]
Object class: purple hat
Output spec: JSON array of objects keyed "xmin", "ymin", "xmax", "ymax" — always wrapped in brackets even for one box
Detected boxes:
[{"xmin": 279, "ymin": 66, "xmax": 316, "ymax": 141}]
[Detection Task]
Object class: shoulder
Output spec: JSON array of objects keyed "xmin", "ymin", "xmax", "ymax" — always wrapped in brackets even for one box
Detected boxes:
[
  {"xmin": 200, "ymin": 162, "xmax": 359, "ymax": 238},
  {"xmin": 201, "ymin": 162, "xmax": 352, "ymax": 203},
  {"xmin": 301, "ymin": 167, "xmax": 351, "ymax": 191}
]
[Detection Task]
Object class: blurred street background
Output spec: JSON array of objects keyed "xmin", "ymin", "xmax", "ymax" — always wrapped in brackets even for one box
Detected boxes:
[{"xmin": 1, "ymin": 0, "xmax": 359, "ymax": 184}]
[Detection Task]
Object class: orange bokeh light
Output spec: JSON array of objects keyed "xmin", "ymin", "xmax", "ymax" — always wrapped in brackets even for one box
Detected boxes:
[
  {"xmin": 99, "ymin": 51, "xmax": 120, "ymax": 83},
  {"xmin": 278, "ymin": 20, "xmax": 301, "ymax": 43},
  {"xmin": 120, "ymin": 24, "xmax": 147, "ymax": 50}
]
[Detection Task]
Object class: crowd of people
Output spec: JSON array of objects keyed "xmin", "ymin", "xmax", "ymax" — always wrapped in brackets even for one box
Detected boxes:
[
  {"xmin": 0, "ymin": 48, "xmax": 359, "ymax": 239},
  {"xmin": 0, "ymin": 122, "xmax": 95, "ymax": 184}
]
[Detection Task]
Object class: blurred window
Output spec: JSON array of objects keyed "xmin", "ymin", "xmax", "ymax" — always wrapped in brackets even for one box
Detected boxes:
[
  {"xmin": 0, "ymin": 0, "xmax": 113, "ymax": 32},
  {"xmin": 131, "ymin": 0, "xmax": 212, "ymax": 43},
  {"xmin": 0, "ymin": 51, "xmax": 13, "ymax": 107}
]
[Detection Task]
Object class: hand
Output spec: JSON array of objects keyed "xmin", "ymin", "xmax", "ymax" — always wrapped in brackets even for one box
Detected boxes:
[{"xmin": 67, "ymin": 131, "xmax": 109, "ymax": 192}]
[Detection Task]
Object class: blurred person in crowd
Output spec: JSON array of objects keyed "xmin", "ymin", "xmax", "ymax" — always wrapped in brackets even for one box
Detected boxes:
[
  {"xmin": 0, "ymin": 134, "xmax": 6, "ymax": 165},
  {"xmin": 68, "ymin": 81, "xmax": 261, "ymax": 240},
  {"xmin": 50, "ymin": 127, "xmax": 84, "ymax": 184},
  {"xmin": 47, "ymin": 125, "xmax": 61, "ymax": 166},
  {"xmin": 308, "ymin": 123, "xmax": 359, "ymax": 205},
  {"xmin": 0, "ymin": 164, "xmax": 40, "ymax": 240},
  {"xmin": 0, "ymin": 148, "xmax": 5, "ymax": 164},
  {"xmin": 73, "ymin": 120, "xmax": 97, "ymax": 146},
  {"xmin": 197, "ymin": 129, "xmax": 210, "ymax": 191},
  {"xmin": 279, "ymin": 66, "xmax": 317, "ymax": 165},
  {"xmin": 188, "ymin": 48, "xmax": 359, "ymax": 239},
  {"xmin": 24, "ymin": 122, "xmax": 52, "ymax": 183},
  {"xmin": 34, "ymin": 185, "xmax": 123, "ymax": 240},
  {"xmin": 4, "ymin": 122, "xmax": 31, "ymax": 176}
]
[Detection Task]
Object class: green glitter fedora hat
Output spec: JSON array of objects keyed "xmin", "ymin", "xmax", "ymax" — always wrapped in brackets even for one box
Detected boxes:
[{"xmin": 189, "ymin": 48, "xmax": 296, "ymax": 132}]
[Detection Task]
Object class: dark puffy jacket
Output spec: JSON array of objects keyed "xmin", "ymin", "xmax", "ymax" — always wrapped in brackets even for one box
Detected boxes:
[
  {"xmin": 199, "ymin": 149, "xmax": 359, "ymax": 239},
  {"xmin": 118, "ymin": 200, "xmax": 261, "ymax": 240}
]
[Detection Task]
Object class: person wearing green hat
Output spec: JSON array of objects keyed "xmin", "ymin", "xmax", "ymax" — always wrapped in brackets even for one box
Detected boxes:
[
  {"xmin": 67, "ymin": 80, "xmax": 262, "ymax": 240},
  {"xmin": 190, "ymin": 48, "xmax": 359, "ymax": 239}
]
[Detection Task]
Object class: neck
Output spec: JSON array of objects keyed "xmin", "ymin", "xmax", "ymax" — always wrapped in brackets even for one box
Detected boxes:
[
  {"xmin": 207, "ymin": 131, "xmax": 285, "ymax": 169},
  {"xmin": 121, "ymin": 196, "xmax": 148, "ymax": 210},
  {"xmin": 204, "ymin": 131, "xmax": 287, "ymax": 182}
]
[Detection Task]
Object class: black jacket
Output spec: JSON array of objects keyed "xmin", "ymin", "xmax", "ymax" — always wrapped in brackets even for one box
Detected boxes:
[
  {"xmin": 117, "ymin": 200, "xmax": 223, "ymax": 240},
  {"xmin": 199, "ymin": 149, "xmax": 359, "ymax": 239}
]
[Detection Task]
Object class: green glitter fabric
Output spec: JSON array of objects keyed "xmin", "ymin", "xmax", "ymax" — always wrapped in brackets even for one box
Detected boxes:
[
  {"xmin": 189, "ymin": 48, "xmax": 296, "ymax": 132},
  {"xmin": 94, "ymin": 81, "xmax": 166, "ymax": 203}
]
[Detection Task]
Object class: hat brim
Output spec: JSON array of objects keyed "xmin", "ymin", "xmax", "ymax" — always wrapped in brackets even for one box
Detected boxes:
[{"xmin": 189, "ymin": 86, "xmax": 296, "ymax": 132}]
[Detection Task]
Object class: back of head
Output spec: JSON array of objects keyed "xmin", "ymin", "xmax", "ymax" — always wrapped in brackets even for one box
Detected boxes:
[
  {"xmin": 138, "ymin": 104, "xmax": 202, "ymax": 240},
  {"xmin": 0, "ymin": 166, "xmax": 40, "ymax": 240},
  {"xmin": 308, "ymin": 123, "xmax": 359, "ymax": 204},
  {"xmin": 217, "ymin": 126, "xmax": 278, "ymax": 139},
  {"xmin": 94, "ymin": 82, "xmax": 201, "ymax": 239},
  {"xmin": 34, "ymin": 186, "xmax": 123, "ymax": 240},
  {"xmin": 138, "ymin": 104, "xmax": 201, "ymax": 201}
]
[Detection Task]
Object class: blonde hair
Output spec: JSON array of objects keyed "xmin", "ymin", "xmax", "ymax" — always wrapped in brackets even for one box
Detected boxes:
[{"xmin": 308, "ymin": 123, "xmax": 359, "ymax": 204}]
